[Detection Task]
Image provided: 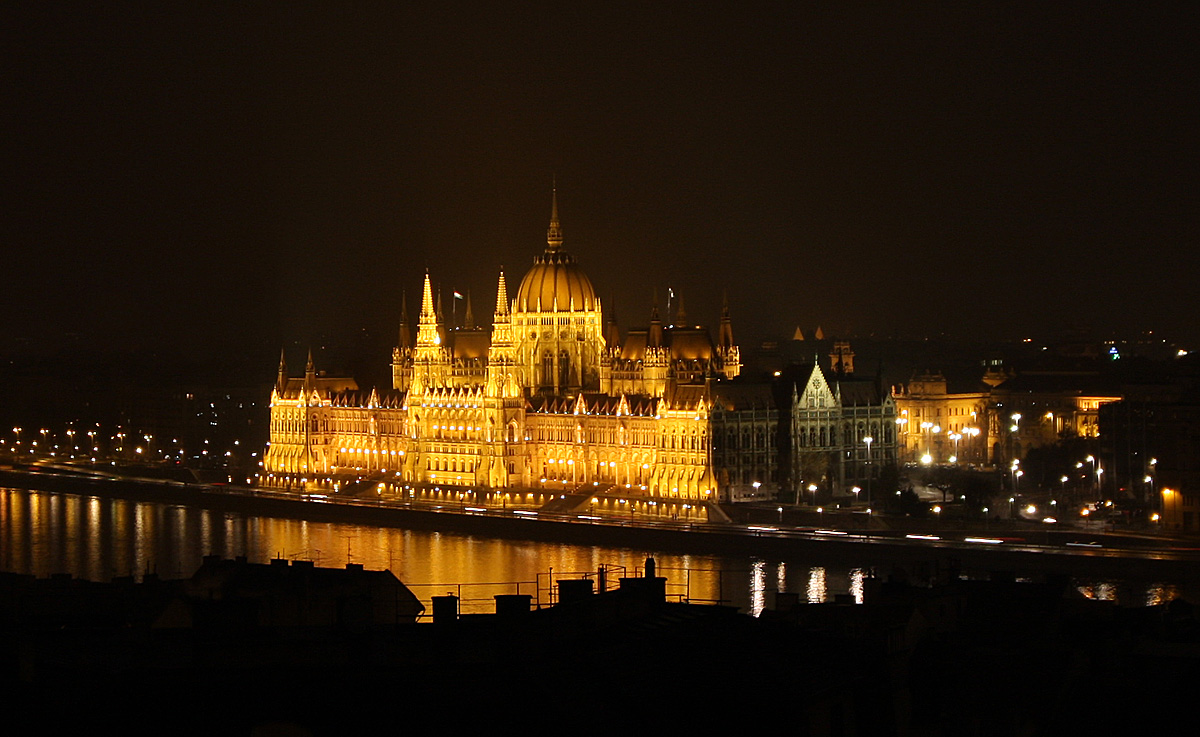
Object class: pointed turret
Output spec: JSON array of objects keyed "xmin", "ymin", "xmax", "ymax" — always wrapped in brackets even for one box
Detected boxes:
[
  {"xmin": 436, "ymin": 287, "xmax": 449, "ymax": 344},
  {"xmin": 420, "ymin": 271, "xmax": 435, "ymax": 319},
  {"xmin": 606, "ymin": 292, "xmax": 621, "ymax": 347},
  {"xmin": 494, "ymin": 267, "xmax": 510, "ymax": 317},
  {"xmin": 486, "ymin": 265, "xmax": 518, "ymax": 399},
  {"xmin": 649, "ymin": 290, "xmax": 663, "ymax": 348},
  {"xmin": 546, "ymin": 183, "xmax": 563, "ymax": 251},
  {"xmin": 304, "ymin": 348, "xmax": 316, "ymax": 387},
  {"xmin": 276, "ymin": 348, "xmax": 288, "ymax": 392},
  {"xmin": 718, "ymin": 292, "xmax": 734, "ymax": 349},
  {"xmin": 716, "ymin": 291, "xmax": 741, "ymax": 379},
  {"xmin": 463, "ymin": 290, "xmax": 476, "ymax": 330},
  {"xmin": 675, "ymin": 293, "xmax": 687, "ymax": 325},
  {"xmin": 416, "ymin": 271, "xmax": 442, "ymax": 346},
  {"xmin": 398, "ymin": 290, "xmax": 413, "ymax": 348},
  {"xmin": 490, "ymin": 268, "xmax": 514, "ymax": 347},
  {"xmin": 830, "ymin": 340, "xmax": 855, "ymax": 375}
]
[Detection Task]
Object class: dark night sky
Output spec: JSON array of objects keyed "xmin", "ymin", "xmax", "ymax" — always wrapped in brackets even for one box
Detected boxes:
[{"xmin": 3, "ymin": 3, "xmax": 1197, "ymax": 370}]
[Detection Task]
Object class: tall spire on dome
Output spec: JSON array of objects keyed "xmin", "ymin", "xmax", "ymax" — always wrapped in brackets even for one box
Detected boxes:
[{"xmin": 546, "ymin": 181, "xmax": 563, "ymax": 251}]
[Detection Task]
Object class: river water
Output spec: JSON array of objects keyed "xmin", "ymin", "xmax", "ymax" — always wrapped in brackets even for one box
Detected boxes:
[{"xmin": 0, "ymin": 487, "xmax": 1186, "ymax": 615}]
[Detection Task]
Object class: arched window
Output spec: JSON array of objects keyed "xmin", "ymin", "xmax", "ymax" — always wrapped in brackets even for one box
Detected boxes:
[
  {"xmin": 542, "ymin": 351, "xmax": 554, "ymax": 388},
  {"xmin": 559, "ymin": 349, "xmax": 571, "ymax": 388}
]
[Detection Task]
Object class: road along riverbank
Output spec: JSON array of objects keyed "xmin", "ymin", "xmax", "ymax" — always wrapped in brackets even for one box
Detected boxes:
[{"xmin": 3, "ymin": 466, "xmax": 1198, "ymax": 581}]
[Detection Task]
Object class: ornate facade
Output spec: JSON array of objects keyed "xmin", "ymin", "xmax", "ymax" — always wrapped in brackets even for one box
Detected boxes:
[
  {"xmin": 893, "ymin": 368, "xmax": 1121, "ymax": 467},
  {"xmin": 892, "ymin": 371, "xmax": 990, "ymax": 466},
  {"xmin": 264, "ymin": 192, "xmax": 740, "ymax": 521},
  {"xmin": 791, "ymin": 362, "xmax": 898, "ymax": 500}
]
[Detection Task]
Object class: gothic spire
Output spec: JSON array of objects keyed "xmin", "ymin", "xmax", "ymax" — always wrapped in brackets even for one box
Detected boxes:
[
  {"xmin": 649, "ymin": 289, "xmax": 663, "ymax": 348},
  {"xmin": 546, "ymin": 182, "xmax": 563, "ymax": 251},
  {"xmin": 718, "ymin": 291, "xmax": 734, "ymax": 349},
  {"xmin": 420, "ymin": 270, "xmax": 435, "ymax": 320},
  {"xmin": 277, "ymin": 348, "xmax": 288, "ymax": 392},
  {"xmin": 417, "ymin": 271, "xmax": 442, "ymax": 346},
  {"xmin": 606, "ymin": 292, "xmax": 621, "ymax": 347},
  {"xmin": 494, "ymin": 267, "xmax": 510, "ymax": 316},
  {"xmin": 435, "ymin": 286, "xmax": 448, "ymax": 344},
  {"xmin": 463, "ymin": 290, "xmax": 475, "ymax": 329},
  {"xmin": 491, "ymin": 266, "xmax": 514, "ymax": 347},
  {"xmin": 398, "ymin": 289, "xmax": 414, "ymax": 348}
]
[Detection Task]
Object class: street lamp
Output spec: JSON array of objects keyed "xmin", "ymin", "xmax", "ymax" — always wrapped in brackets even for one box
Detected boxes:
[
  {"xmin": 1009, "ymin": 413, "xmax": 1022, "ymax": 465},
  {"xmin": 852, "ymin": 485, "xmax": 861, "ymax": 506},
  {"xmin": 963, "ymin": 426, "xmax": 980, "ymax": 464},
  {"xmin": 807, "ymin": 484, "xmax": 818, "ymax": 507},
  {"xmin": 863, "ymin": 435, "xmax": 874, "ymax": 504}
]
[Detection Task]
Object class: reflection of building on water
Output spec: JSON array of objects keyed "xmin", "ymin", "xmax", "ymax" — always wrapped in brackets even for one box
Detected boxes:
[{"xmin": 264, "ymin": 191, "xmax": 740, "ymax": 522}]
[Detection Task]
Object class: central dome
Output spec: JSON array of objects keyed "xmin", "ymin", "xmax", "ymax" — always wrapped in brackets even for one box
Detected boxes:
[
  {"xmin": 515, "ymin": 249, "xmax": 597, "ymax": 313},
  {"xmin": 513, "ymin": 191, "xmax": 598, "ymax": 313}
]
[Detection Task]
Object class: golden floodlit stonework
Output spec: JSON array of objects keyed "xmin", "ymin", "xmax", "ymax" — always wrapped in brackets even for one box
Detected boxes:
[{"xmin": 264, "ymin": 191, "xmax": 740, "ymax": 521}]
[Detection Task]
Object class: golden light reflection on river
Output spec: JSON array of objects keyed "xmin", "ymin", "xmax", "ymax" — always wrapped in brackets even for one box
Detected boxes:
[
  {"xmin": 0, "ymin": 488, "xmax": 1186, "ymax": 615},
  {"xmin": 807, "ymin": 566, "xmax": 827, "ymax": 603}
]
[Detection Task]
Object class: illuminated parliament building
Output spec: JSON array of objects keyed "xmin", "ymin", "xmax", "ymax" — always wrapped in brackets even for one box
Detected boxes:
[{"xmin": 264, "ymin": 193, "xmax": 741, "ymax": 521}]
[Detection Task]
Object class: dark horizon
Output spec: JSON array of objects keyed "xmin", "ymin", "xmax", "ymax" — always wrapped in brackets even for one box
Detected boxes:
[{"xmin": 4, "ymin": 4, "xmax": 1197, "ymax": 362}]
